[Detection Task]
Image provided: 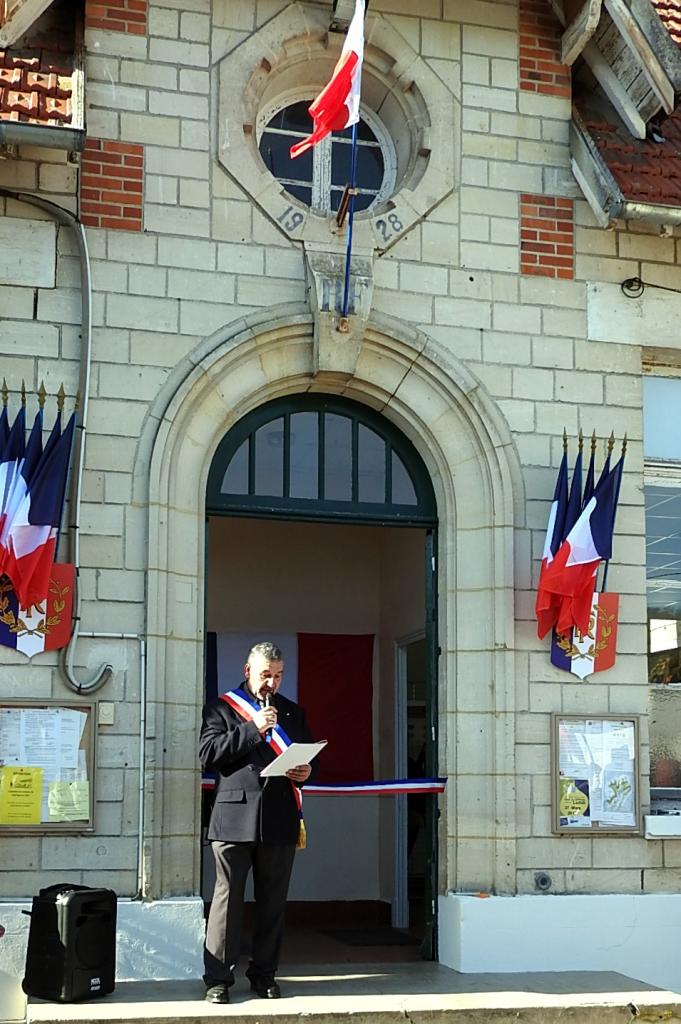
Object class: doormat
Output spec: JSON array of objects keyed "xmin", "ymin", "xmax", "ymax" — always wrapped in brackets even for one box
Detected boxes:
[{"xmin": 320, "ymin": 927, "xmax": 420, "ymax": 947}]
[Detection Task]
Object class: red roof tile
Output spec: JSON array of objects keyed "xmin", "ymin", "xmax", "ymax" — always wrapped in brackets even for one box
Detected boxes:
[
  {"xmin": 581, "ymin": 105, "xmax": 681, "ymax": 206},
  {"xmin": 0, "ymin": 2, "xmax": 75, "ymax": 129},
  {"xmin": 651, "ymin": 0, "xmax": 681, "ymax": 49}
]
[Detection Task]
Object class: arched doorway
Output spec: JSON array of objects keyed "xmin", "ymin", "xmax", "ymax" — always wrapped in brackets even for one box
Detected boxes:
[
  {"xmin": 139, "ymin": 307, "xmax": 521, "ymax": 975},
  {"xmin": 203, "ymin": 394, "xmax": 439, "ymax": 959}
]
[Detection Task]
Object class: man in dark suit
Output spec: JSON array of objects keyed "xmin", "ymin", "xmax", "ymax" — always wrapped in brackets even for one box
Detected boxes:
[{"xmin": 200, "ymin": 641, "xmax": 313, "ymax": 1004}]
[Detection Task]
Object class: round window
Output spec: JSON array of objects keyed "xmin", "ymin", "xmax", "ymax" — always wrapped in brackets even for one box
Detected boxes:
[{"xmin": 257, "ymin": 99, "xmax": 395, "ymax": 215}]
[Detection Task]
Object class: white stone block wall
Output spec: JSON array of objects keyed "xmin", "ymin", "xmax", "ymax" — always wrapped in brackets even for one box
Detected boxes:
[{"xmin": 0, "ymin": 0, "xmax": 672, "ymax": 904}]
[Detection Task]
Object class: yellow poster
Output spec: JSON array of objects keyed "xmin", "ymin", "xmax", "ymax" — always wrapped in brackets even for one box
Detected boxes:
[
  {"xmin": 48, "ymin": 781, "xmax": 89, "ymax": 822},
  {"xmin": 0, "ymin": 766, "xmax": 43, "ymax": 825}
]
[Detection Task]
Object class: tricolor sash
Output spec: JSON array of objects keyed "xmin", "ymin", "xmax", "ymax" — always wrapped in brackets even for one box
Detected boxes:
[{"xmin": 220, "ymin": 688, "xmax": 306, "ymax": 850}]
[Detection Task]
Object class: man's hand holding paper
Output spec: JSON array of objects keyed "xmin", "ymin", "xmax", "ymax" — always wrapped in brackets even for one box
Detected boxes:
[{"xmin": 260, "ymin": 740, "xmax": 327, "ymax": 778}]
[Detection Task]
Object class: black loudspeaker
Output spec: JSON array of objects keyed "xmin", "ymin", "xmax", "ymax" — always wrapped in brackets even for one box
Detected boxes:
[{"xmin": 22, "ymin": 884, "xmax": 117, "ymax": 1002}]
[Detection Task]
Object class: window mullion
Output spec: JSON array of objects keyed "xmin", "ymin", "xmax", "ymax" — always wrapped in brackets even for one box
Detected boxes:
[{"xmin": 313, "ymin": 135, "xmax": 332, "ymax": 214}]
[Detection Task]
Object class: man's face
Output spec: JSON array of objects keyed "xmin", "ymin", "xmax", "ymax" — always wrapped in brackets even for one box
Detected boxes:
[{"xmin": 244, "ymin": 653, "xmax": 284, "ymax": 701}]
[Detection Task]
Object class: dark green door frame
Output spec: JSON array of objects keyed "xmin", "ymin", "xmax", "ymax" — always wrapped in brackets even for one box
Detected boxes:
[{"xmin": 206, "ymin": 393, "xmax": 440, "ymax": 956}]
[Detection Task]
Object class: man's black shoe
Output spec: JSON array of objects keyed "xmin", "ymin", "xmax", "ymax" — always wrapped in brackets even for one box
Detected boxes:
[
  {"xmin": 250, "ymin": 979, "xmax": 281, "ymax": 999},
  {"xmin": 205, "ymin": 982, "xmax": 230, "ymax": 1003}
]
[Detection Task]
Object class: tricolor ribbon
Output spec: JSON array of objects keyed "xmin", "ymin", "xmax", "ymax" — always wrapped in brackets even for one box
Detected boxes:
[
  {"xmin": 202, "ymin": 774, "xmax": 446, "ymax": 795},
  {"xmin": 219, "ymin": 689, "xmax": 306, "ymax": 849}
]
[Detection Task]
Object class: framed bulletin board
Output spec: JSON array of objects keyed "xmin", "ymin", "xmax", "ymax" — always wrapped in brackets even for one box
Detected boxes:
[
  {"xmin": 0, "ymin": 700, "xmax": 95, "ymax": 833},
  {"xmin": 551, "ymin": 714, "xmax": 641, "ymax": 835}
]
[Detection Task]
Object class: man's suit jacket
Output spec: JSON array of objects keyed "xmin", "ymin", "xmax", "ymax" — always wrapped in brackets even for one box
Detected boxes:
[{"xmin": 200, "ymin": 685, "xmax": 312, "ymax": 845}]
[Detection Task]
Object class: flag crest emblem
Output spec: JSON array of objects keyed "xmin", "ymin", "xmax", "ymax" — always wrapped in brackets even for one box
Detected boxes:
[
  {"xmin": 550, "ymin": 592, "xmax": 619, "ymax": 679},
  {"xmin": 0, "ymin": 563, "xmax": 74, "ymax": 658}
]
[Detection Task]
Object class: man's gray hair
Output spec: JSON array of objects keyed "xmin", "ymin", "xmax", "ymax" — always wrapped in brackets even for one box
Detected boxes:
[{"xmin": 247, "ymin": 641, "xmax": 283, "ymax": 664}]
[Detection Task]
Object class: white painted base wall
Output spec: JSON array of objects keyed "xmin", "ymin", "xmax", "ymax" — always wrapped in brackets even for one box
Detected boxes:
[
  {"xmin": 439, "ymin": 892, "xmax": 681, "ymax": 994},
  {"xmin": 0, "ymin": 897, "xmax": 205, "ymax": 1019}
]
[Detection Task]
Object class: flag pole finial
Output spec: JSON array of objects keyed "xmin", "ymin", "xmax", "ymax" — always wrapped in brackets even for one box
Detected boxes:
[
  {"xmin": 57, "ymin": 383, "xmax": 66, "ymax": 412},
  {"xmin": 20, "ymin": 380, "xmax": 26, "ymax": 407},
  {"xmin": 1, "ymin": 379, "xmax": 7, "ymax": 407},
  {"xmin": 37, "ymin": 381, "xmax": 47, "ymax": 409},
  {"xmin": 562, "ymin": 428, "xmax": 568, "ymax": 454},
  {"xmin": 74, "ymin": 390, "xmax": 81, "ymax": 413},
  {"xmin": 578, "ymin": 429, "xmax": 584, "ymax": 452},
  {"xmin": 621, "ymin": 433, "xmax": 628, "ymax": 457},
  {"xmin": 607, "ymin": 431, "xmax": 615, "ymax": 455},
  {"xmin": 591, "ymin": 429, "xmax": 597, "ymax": 452}
]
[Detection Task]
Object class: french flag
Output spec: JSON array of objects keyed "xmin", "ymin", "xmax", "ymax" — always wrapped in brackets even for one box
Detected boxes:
[
  {"xmin": 0, "ymin": 407, "xmax": 26, "ymax": 540},
  {"xmin": 537, "ymin": 457, "xmax": 623, "ymax": 638},
  {"xmin": 1, "ymin": 412, "xmax": 75, "ymax": 610},
  {"xmin": 535, "ymin": 450, "xmax": 568, "ymax": 639},
  {"xmin": 290, "ymin": 0, "xmax": 365, "ymax": 159}
]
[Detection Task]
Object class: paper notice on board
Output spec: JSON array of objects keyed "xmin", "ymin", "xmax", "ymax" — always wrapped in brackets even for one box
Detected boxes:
[
  {"xmin": 559, "ymin": 777, "xmax": 591, "ymax": 827},
  {"xmin": 48, "ymin": 780, "xmax": 89, "ymax": 822},
  {"xmin": 0, "ymin": 708, "xmax": 23, "ymax": 765},
  {"xmin": 57, "ymin": 710, "xmax": 85, "ymax": 770},
  {"xmin": 601, "ymin": 768, "xmax": 636, "ymax": 826},
  {"xmin": 0, "ymin": 766, "xmax": 43, "ymax": 825}
]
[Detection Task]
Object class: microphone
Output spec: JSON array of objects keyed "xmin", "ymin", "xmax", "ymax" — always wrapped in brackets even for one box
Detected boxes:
[{"xmin": 265, "ymin": 692, "xmax": 272, "ymax": 740}]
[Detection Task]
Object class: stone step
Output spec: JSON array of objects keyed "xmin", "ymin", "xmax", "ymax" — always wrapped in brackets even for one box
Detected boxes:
[{"xmin": 23, "ymin": 963, "xmax": 681, "ymax": 1024}]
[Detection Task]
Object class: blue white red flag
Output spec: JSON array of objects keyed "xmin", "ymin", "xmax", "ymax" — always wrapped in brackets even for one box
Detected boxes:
[
  {"xmin": 537, "ymin": 457, "xmax": 623, "ymax": 638},
  {"xmin": 0, "ymin": 412, "xmax": 75, "ymax": 610},
  {"xmin": 535, "ymin": 451, "xmax": 568, "ymax": 638},
  {"xmin": 563, "ymin": 446, "xmax": 582, "ymax": 538},
  {"xmin": 0, "ymin": 405, "xmax": 9, "ymax": 454},
  {"xmin": 0, "ymin": 407, "xmax": 25, "ymax": 540},
  {"xmin": 583, "ymin": 437, "xmax": 596, "ymax": 509},
  {"xmin": 290, "ymin": 0, "xmax": 365, "ymax": 159}
]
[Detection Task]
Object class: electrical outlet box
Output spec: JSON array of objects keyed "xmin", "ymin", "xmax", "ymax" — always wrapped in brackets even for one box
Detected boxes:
[{"xmin": 98, "ymin": 702, "xmax": 115, "ymax": 726}]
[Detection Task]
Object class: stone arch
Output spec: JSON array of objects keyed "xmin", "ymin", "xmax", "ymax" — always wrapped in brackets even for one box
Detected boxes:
[{"xmin": 136, "ymin": 304, "xmax": 524, "ymax": 901}]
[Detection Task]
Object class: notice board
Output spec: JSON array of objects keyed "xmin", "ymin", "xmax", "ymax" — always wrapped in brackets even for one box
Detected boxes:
[
  {"xmin": 552, "ymin": 714, "xmax": 641, "ymax": 834},
  {"xmin": 0, "ymin": 701, "xmax": 94, "ymax": 832}
]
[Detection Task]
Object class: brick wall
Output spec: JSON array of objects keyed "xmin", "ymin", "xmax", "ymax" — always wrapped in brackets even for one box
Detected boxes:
[
  {"xmin": 519, "ymin": 0, "xmax": 570, "ymax": 97},
  {"xmin": 80, "ymin": 138, "xmax": 144, "ymax": 231},
  {"xmin": 85, "ymin": 0, "xmax": 148, "ymax": 35},
  {"xmin": 520, "ymin": 194, "xmax": 574, "ymax": 279}
]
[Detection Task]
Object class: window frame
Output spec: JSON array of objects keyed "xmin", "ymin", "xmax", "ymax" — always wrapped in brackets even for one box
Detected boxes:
[
  {"xmin": 256, "ymin": 89, "xmax": 398, "ymax": 217},
  {"xmin": 206, "ymin": 394, "xmax": 437, "ymax": 526}
]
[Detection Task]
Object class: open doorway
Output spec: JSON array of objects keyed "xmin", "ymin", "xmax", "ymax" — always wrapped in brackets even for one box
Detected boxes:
[
  {"xmin": 201, "ymin": 394, "xmax": 438, "ymax": 963},
  {"xmin": 202, "ymin": 517, "xmax": 431, "ymax": 961}
]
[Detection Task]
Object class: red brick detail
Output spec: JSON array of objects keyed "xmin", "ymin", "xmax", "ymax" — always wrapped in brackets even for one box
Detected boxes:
[
  {"xmin": 519, "ymin": 0, "xmax": 571, "ymax": 97},
  {"xmin": 80, "ymin": 138, "xmax": 144, "ymax": 231},
  {"xmin": 84, "ymin": 0, "xmax": 148, "ymax": 36},
  {"xmin": 520, "ymin": 194, "xmax": 574, "ymax": 279}
]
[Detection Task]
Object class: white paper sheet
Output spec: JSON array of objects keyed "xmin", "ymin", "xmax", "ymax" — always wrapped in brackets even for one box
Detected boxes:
[{"xmin": 260, "ymin": 741, "xmax": 327, "ymax": 778}]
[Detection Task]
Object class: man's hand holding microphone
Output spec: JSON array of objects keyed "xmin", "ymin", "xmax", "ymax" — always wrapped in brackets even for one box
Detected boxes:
[
  {"xmin": 254, "ymin": 691, "xmax": 311, "ymax": 783},
  {"xmin": 253, "ymin": 691, "xmax": 277, "ymax": 736}
]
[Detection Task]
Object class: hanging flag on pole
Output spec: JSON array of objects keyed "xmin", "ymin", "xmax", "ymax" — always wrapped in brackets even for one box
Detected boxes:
[
  {"xmin": 535, "ymin": 440, "xmax": 569, "ymax": 639},
  {"xmin": 536, "ymin": 455, "xmax": 623, "ymax": 639},
  {"xmin": 582, "ymin": 431, "xmax": 596, "ymax": 509},
  {"xmin": 290, "ymin": 0, "xmax": 365, "ymax": 159},
  {"xmin": 1, "ymin": 412, "xmax": 76, "ymax": 610}
]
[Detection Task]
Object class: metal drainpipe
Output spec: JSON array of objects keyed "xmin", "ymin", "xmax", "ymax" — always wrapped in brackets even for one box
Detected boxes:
[
  {"xmin": 0, "ymin": 188, "xmax": 112, "ymax": 693},
  {"xmin": 78, "ymin": 631, "xmax": 148, "ymax": 899}
]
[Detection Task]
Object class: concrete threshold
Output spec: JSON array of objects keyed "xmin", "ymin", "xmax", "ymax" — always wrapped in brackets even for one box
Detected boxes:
[{"xmin": 25, "ymin": 963, "xmax": 681, "ymax": 1024}]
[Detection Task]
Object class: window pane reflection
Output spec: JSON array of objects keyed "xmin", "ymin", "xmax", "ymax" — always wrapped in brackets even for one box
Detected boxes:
[
  {"xmin": 222, "ymin": 439, "xmax": 248, "ymax": 495},
  {"xmin": 391, "ymin": 451, "xmax": 418, "ymax": 505},
  {"xmin": 649, "ymin": 687, "xmax": 681, "ymax": 786},
  {"xmin": 324, "ymin": 413, "xmax": 352, "ymax": 501},
  {"xmin": 358, "ymin": 424, "xmax": 385, "ymax": 503},
  {"xmin": 254, "ymin": 418, "xmax": 284, "ymax": 497},
  {"xmin": 290, "ymin": 412, "xmax": 318, "ymax": 499},
  {"xmin": 646, "ymin": 484, "xmax": 681, "ymax": 687}
]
